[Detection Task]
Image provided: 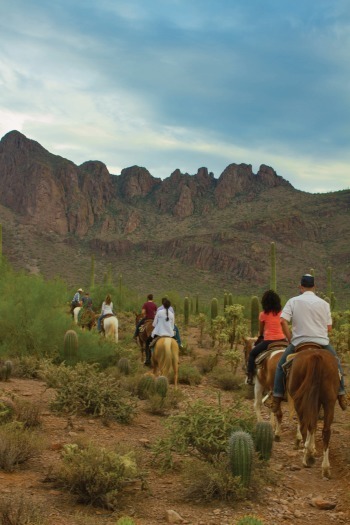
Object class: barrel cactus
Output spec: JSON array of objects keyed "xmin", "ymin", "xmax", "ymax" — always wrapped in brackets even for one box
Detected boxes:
[
  {"xmin": 228, "ymin": 430, "xmax": 254, "ymax": 487},
  {"xmin": 117, "ymin": 357, "xmax": 130, "ymax": 375},
  {"xmin": 155, "ymin": 375, "xmax": 168, "ymax": 398},
  {"xmin": 0, "ymin": 360, "xmax": 13, "ymax": 381},
  {"xmin": 63, "ymin": 330, "xmax": 78, "ymax": 362},
  {"xmin": 137, "ymin": 374, "xmax": 156, "ymax": 399},
  {"xmin": 254, "ymin": 421, "xmax": 274, "ymax": 461}
]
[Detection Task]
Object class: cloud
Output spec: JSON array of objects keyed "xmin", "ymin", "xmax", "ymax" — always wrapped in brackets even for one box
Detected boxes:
[{"xmin": 0, "ymin": 0, "xmax": 349, "ymax": 193}]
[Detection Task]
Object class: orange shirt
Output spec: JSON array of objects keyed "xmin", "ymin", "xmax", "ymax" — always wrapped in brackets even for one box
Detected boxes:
[{"xmin": 259, "ymin": 311, "xmax": 284, "ymax": 340}]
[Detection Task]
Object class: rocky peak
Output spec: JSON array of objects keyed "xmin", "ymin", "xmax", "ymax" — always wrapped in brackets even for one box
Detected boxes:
[
  {"xmin": 257, "ymin": 164, "xmax": 292, "ymax": 188},
  {"xmin": 0, "ymin": 130, "xmax": 50, "ymax": 158},
  {"xmin": 214, "ymin": 163, "xmax": 255, "ymax": 208},
  {"xmin": 118, "ymin": 165, "xmax": 160, "ymax": 199}
]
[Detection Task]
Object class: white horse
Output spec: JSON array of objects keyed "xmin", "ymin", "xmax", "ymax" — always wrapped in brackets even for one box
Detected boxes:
[
  {"xmin": 73, "ymin": 306, "xmax": 81, "ymax": 325},
  {"xmin": 103, "ymin": 316, "xmax": 118, "ymax": 343}
]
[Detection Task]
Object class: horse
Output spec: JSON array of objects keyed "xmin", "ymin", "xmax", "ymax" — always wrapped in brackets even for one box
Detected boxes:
[
  {"xmin": 253, "ymin": 341, "xmax": 294, "ymax": 442},
  {"xmin": 73, "ymin": 306, "xmax": 81, "ymax": 325},
  {"xmin": 286, "ymin": 346, "xmax": 339, "ymax": 478},
  {"xmin": 152, "ymin": 337, "xmax": 179, "ymax": 388},
  {"xmin": 103, "ymin": 316, "xmax": 119, "ymax": 343},
  {"xmin": 134, "ymin": 313, "xmax": 154, "ymax": 362}
]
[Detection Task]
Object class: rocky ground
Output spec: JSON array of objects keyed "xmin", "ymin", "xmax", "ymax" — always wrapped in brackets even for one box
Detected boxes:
[{"xmin": 0, "ymin": 326, "xmax": 349, "ymax": 525}]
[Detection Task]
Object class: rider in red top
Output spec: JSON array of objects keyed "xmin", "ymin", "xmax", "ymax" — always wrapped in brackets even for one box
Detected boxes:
[
  {"xmin": 246, "ymin": 290, "xmax": 286, "ymax": 384},
  {"xmin": 133, "ymin": 294, "xmax": 157, "ymax": 339}
]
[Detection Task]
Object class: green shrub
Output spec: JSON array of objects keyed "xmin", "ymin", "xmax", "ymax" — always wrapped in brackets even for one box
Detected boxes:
[
  {"xmin": 14, "ymin": 398, "xmax": 42, "ymax": 428},
  {"xmin": 210, "ymin": 367, "xmax": 242, "ymax": 391},
  {"xmin": 116, "ymin": 518, "xmax": 136, "ymax": 525},
  {"xmin": 0, "ymin": 422, "xmax": 43, "ymax": 472},
  {"xmin": 182, "ymin": 457, "xmax": 247, "ymax": 502},
  {"xmin": 153, "ymin": 399, "xmax": 254, "ymax": 466},
  {"xmin": 177, "ymin": 363, "xmax": 202, "ymax": 386},
  {"xmin": 236, "ymin": 516, "xmax": 264, "ymax": 525},
  {"xmin": 0, "ymin": 493, "xmax": 47, "ymax": 524},
  {"xmin": 50, "ymin": 362, "xmax": 137, "ymax": 423},
  {"xmin": 196, "ymin": 354, "xmax": 218, "ymax": 374},
  {"xmin": 0, "ymin": 398, "xmax": 16, "ymax": 424},
  {"xmin": 56, "ymin": 442, "xmax": 140, "ymax": 509}
]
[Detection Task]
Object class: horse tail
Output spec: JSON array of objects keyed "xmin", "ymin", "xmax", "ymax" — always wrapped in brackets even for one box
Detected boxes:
[
  {"xmin": 160, "ymin": 338, "xmax": 173, "ymax": 378},
  {"xmin": 292, "ymin": 352, "xmax": 323, "ymax": 432}
]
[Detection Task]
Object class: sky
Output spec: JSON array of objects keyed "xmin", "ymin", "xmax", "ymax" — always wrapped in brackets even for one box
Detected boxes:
[{"xmin": 1, "ymin": 0, "xmax": 349, "ymax": 193}]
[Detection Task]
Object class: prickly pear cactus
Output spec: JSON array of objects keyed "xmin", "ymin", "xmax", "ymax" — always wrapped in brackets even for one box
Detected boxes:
[
  {"xmin": 117, "ymin": 357, "xmax": 130, "ymax": 375},
  {"xmin": 155, "ymin": 375, "xmax": 168, "ymax": 398},
  {"xmin": 63, "ymin": 330, "xmax": 78, "ymax": 362},
  {"xmin": 255, "ymin": 421, "xmax": 274, "ymax": 461},
  {"xmin": 228, "ymin": 430, "xmax": 254, "ymax": 487}
]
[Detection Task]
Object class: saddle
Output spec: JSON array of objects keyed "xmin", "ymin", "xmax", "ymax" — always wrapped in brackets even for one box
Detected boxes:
[
  {"xmin": 283, "ymin": 342, "xmax": 324, "ymax": 373},
  {"xmin": 101, "ymin": 313, "xmax": 115, "ymax": 331},
  {"xmin": 255, "ymin": 341, "xmax": 288, "ymax": 368}
]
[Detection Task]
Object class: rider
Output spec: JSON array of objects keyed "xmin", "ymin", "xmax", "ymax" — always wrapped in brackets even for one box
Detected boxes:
[
  {"xmin": 97, "ymin": 294, "xmax": 115, "ymax": 333},
  {"xmin": 143, "ymin": 299, "xmax": 175, "ymax": 367},
  {"xmin": 70, "ymin": 288, "xmax": 83, "ymax": 315},
  {"xmin": 271, "ymin": 274, "xmax": 346, "ymax": 413},
  {"xmin": 246, "ymin": 290, "xmax": 286, "ymax": 384},
  {"xmin": 133, "ymin": 293, "xmax": 157, "ymax": 340},
  {"xmin": 157, "ymin": 297, "xmax": 183, "ymax": 349}
]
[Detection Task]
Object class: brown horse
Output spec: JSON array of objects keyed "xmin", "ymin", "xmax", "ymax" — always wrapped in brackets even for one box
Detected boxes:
[
  {"xmin": 287, "ymin": 347, "xmax": 339, "ymax": 478},
  {"xmin": 134, "ymin": 313, "xmax": 154, "ymax": 362},
  {"xmin": 253, "ymin": 342, "xmax": 293, "ymax": 442},
  {"xmin": 152, "ymin": 337, "xmax": 179, "ymax": 388}
]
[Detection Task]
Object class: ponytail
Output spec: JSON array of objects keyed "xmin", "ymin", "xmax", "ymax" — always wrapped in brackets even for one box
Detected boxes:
[{"xmin": 163, "ymin": 299, "xmax": 171, "ymax": 321}]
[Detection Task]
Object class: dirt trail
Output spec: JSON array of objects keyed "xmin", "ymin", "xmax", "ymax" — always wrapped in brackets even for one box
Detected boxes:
[{"xmin": 0, "ymin": 328, "xmax": 349, "ymax": 525}]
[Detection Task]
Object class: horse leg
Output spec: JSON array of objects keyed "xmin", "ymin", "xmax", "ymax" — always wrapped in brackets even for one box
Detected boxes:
[
  {"xmin": 295, "ymin": 423, "xmax": 303, "ymax": 449},
  {"xmin": 254, "ymin": 380, "xmax": 264, "ymax": 422},
  {"xmin": 303, "ymin": 430, "xmax": 316, "ymax": 467},
  {"xmin": 321, "ymin": 405, "xmax": 334, "ymax": 479}
]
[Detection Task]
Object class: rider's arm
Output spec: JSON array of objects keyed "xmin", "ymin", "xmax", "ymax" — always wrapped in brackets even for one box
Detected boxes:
[
  {"xmin": 327, "ymin": 325, "xmax": 332, "ymax": 333},
  {"xmin": 259, "ymin": 320, "xmax": 264, "ymax": 337},
  {"xmin": 141, "ymin": 308, "xmax": 146, "ymax": 317},
  {"xmin": 281, "ymin": 318, "xmax": 292, "ymax": 343}
]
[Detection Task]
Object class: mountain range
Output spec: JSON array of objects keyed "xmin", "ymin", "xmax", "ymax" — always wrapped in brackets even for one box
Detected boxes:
[{"xmin": 0, "ymin": 130, "xmax": 349, "ymax": 306}]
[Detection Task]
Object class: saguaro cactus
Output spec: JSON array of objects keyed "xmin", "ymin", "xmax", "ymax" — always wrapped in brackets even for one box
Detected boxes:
[
  {"xmin": 255, "ymin": 421, "xmax": 274, "ymax": 460},
  {"xmin": 250, "ymin": 296, "xmax": 260, "ymax": 337},
  {"xmin": 270, "ymin": 242, "xmax": 277, "ymax": 291},
  {"xmin": 184, "ymin": 297, "xmax": 190, "ymax": 326},
  {"xmin": 63, "ymin": 330, "xmax": 78, "ymax": 362},
  {"xmin": 228, "ymin": 292, "xmax": 233, "ymax": 306},
  {"xmin": 0, "ymin": 223, "xmax": 2, "ymax": 261},
  {"xmin": 90, "ymin": 254, "xmax": 95, "ymax": 289},
  {"xmin": 211, "ymin": 298, "xmax": 218, "ymax": 322},
  {"xmin": 228, "ymin": 430, "xmax": 254, "ymax": 487},
  {"xmin": 224, "ymin": 292, "xmax": 228, "ymax": 311},
  {"xmin": 195, "ymin": 293, "xmax": 199, "ymax": 315}
]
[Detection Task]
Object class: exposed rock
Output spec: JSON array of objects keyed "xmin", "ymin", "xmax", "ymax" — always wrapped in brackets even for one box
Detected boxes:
[
  {"xmin": 118, "ymin": 165, "xmax": 160, "ymax": 199},
  {"xmin": 311, "ymin": 497, "xmax": 337, "ymax": 510},
  {"xmin": 173, "ymin": 185, "xmax": 194, "ymax": 218},
  {"xmin": 165, "ymin": 509, "xmax": 184, "ymax": 523}
]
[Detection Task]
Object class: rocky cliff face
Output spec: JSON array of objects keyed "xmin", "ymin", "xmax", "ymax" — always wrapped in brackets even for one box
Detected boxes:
[{"xmin": 1, "ymin": 130, "xmax": 349, "ymax": 302}]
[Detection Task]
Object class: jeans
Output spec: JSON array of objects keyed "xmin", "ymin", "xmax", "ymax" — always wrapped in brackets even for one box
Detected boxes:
[
  {"xmin": 273, "ymin": 343, "xmax": 345, "ymax": 397},
  {"xmin": 174, "ymin": 325, "xmax": 182, "ymax": 347},
  {"xmin": 247, "ymin": 340, "xmax": 271, "ymax": 375}
]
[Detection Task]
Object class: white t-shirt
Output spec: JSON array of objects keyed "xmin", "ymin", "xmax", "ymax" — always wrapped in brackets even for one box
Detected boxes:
[
  {"xmin": 101, "ymin": 301, "xmax": 114, "ymax": 316},
  {"xmin": 281, "ymin": 291, "xmax": 331, "ymax": 346},
  {"xmin": 152, "ymin": 308, "xmax": 175, "ymax": 337}
]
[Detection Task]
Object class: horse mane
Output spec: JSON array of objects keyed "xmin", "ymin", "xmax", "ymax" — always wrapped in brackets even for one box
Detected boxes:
[{"xmin": 292, "ymin": 352, "xmax": 323, "ymax": 432}]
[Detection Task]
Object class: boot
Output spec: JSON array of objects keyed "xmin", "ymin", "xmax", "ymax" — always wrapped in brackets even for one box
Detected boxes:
[
  {"xmin": 246, "ymin": 372, "xmax": 254, "ymax": 385},
  {"xmin": 271, "ymin": 396, "xmax": 282, "ymax": 414},
  {"xmin": 338, "ymin": 394, "xmax": 347, "ymax": 411},
  {"xmin": 144, "ymin": 347, "xmax": 152, "ymax": 367}
]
